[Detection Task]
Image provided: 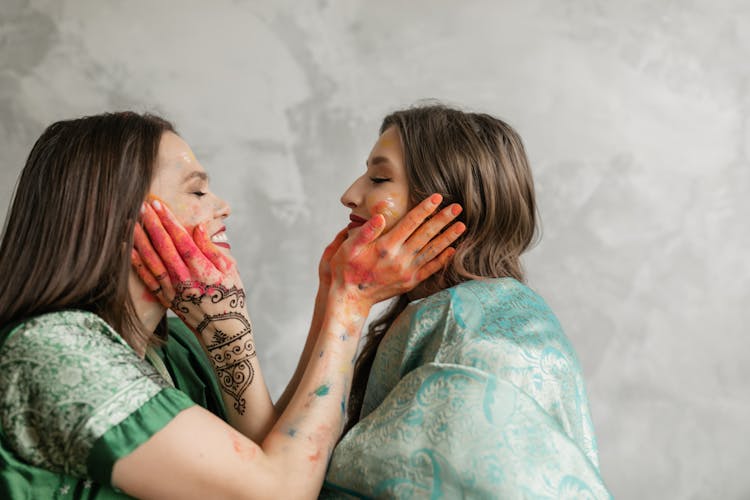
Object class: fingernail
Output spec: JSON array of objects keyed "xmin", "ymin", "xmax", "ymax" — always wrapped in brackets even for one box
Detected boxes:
[
  {"xmin": 451, "ymin": 204, "xmax": 462, "ymax": 216},
  {"xmin": 430, "ymin": 194, "xmax": 442, "ymax": 204},
  {"xmin": 454, "ymin": 222, "xmax": 466, "ymax": 233},
  {"xmin": 152, "ymin": 200, "xmax": 162, "ymax": 211},
  {"xmin": 372, "ymin": 214, "xmax": 385, "ymax": 227}
]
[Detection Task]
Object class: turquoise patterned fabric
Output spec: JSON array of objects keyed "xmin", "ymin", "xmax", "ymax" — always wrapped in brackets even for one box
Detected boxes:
[{"xmin": 323, "ymin": 278, "xmax": 611, "ymax": 499}]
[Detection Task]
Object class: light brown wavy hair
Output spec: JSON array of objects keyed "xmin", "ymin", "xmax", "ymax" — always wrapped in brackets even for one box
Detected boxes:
[
  {"xmin": 345, "ymin": 104, "xmax": 538, "ymax": 430},
  {"xmin": 0, "ymin": 112, "xmax": 175, "ymax": 348}
]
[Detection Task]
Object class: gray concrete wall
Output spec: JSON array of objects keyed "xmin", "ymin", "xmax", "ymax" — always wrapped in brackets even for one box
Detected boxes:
[{"xmin": 1, "ymin": 1, "xmax": 748, "ymax": 497}]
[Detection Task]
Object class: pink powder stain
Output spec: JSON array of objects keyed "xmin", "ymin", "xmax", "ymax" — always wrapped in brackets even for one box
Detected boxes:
[
  {"xmin": 308, "ymin": 449, "xmax": 323, "ymax": 463},
  {"xmin": 141, "ymin": 289, "xmax": 160, "ymax": 303},
  {"xmin": 229, "ymin": 431, "xmax": 258, "ymax": 462}
]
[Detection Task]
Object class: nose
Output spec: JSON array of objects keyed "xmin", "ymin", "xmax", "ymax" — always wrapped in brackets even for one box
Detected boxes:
[
  {"xmin": 340, "ymin": 177, "xmax": 362, "ymax": 209},
  {"xmin": 214, "ymin": 195, "xmax": 231, "ymax": 220}
]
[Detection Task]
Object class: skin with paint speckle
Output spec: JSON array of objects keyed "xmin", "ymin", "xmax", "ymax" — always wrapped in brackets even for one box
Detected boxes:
[
  {"xmin": 149, "ymin": 132, "xmax": 231, "ymax": 251},
  {"xmin": 341, "ymin": 126, "xmax": 410, "ymax": 234},
  {"xmin": 228, "ymin": 429, "xmax": 259, "ymax": 462},
  {"xmin": 313, "ymin": 384, "xmax": 330, "ymax": 397}
]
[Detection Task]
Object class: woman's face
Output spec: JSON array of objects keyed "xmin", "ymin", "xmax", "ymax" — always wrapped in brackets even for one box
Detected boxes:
[
  {"xmin": 340, "ymin": 126, "xmax": 411, "ymax": 234},
  {"xmin": 149, "ymin": 132, "xmax": 232, "ymax": 253}
]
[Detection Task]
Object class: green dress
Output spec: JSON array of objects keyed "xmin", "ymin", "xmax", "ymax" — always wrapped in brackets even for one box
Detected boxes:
[
  {"xmin": 0, "ymin": 310, "xmax": 227, "ymax": 499},
  {"xmin": 323, "ymin": 279, "xmax": 611, "ymax": 499}
]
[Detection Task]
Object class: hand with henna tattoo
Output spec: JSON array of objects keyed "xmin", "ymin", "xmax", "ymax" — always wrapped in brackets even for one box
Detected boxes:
[{"xmin": 132, "ymin": 199, "xmax": 258, "ymax": 417}]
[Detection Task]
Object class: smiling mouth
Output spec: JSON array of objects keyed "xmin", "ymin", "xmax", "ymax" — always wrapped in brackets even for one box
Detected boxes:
[{"xmin": 211, "ymin": 230, "xmax": 231, "ymax": 249}]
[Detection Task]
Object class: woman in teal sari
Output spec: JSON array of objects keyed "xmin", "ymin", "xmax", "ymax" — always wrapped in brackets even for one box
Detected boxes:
[
  {"xmin": 323, "ymin": 104, "xmax": 612, "ymax": 498},
  {"xmin": 0, "ymin": 111, "xmax": 465, "ymax": 498}
]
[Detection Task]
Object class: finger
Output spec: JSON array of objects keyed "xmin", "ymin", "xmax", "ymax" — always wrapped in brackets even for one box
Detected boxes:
[
  {"xmin": 150, "ymin": 199, "xmax": 220, "ymax": 280},
  {"xmin": 382, "ymin": 193, "xmax": 443, "ymax": 246},
  {"xmin": 322, "ymin": 228, "xmax": 349, "ymax": 261},
  {"xmin": 415, "ymin": 247, "xmax": 456, "ymax": 283},
  {"xmin": 193, "ymin": 224, "xmax": 233, "ymax": 274},
  {"xmin": 131, "ymin": 249, "xmax": 171, "ymax": 308},
  {"xmin": 141, "ymin": 202, "xmax": 191, "ymax": 283},
  {"xmin": 350, "ymin": 214, "xmax": 386, "ymax": 249},
  {"xmin": 403, "ymin": 203, "xmax": 463, "ymax": 255},
  {"xmin": 413, "ymin": 221, "xmax": 466, "ymax": 267},
  {"xmin": 133, "ymin": 222, "xmax": 176, "ymax": 300}
]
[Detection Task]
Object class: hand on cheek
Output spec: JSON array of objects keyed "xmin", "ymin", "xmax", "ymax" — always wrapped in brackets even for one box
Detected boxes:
[
  {"xmin": 133, "ymin": 199, "xmax": 254, "ymax": 415},
  {"xmin": 329, "ymin": 194, "xmax": 466, "ymax": 306}
]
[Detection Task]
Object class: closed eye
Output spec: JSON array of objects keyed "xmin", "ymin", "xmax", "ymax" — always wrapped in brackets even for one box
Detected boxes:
[
  {"xmin": 370, "ymin": 177, "xmax": 391, "ymax": 184},
  {"xmin": 192, "ymin": 191, "xmax": 207, "ymax": 197}
]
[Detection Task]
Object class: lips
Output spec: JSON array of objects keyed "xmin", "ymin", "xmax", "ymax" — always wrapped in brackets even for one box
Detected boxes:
[
  {"xmin": 347, "ymin": 214, "xmax": 367, "ymax": 230},
  {"xmin": 211, "ymin": 227, "xmax": 231, "ymax": 249}
]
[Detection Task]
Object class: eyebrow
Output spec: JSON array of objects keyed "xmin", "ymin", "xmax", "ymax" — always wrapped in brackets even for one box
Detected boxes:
[
  {"xmin": 367, "ymin": 156, "xmax": 392, "ymax": 168},
  {"xmin": 182, "ymin": 171, "xmax": 209, "ymax": 184}
]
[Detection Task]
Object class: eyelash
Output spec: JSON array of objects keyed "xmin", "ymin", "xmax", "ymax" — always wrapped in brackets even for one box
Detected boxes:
[
  {"xmin": 192, "ymin": 191, "xmax": 207, "ymax": 198},
  {"xmin": 370, "ymin": 177, "xmax": 391, "ymax": 184}
]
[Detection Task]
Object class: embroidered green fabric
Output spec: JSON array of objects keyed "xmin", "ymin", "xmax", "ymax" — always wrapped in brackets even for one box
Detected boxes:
[{"xmin": 0, "ymin": 311, "xmax": 222, "ymax": 498}]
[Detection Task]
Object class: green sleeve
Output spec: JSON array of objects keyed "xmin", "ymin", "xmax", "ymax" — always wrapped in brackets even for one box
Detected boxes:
[
  {"xmin": 87, "ymin": 388, "xmax": 194, "ymax": 485},
  {"xmin": 0, "ymin": 310, "xmax": 196, "ymax": 487}
]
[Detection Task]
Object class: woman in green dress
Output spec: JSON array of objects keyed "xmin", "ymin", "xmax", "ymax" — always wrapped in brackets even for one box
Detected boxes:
[
  {"xmin": 323, "ymin": 104, "xmax": 612, "ymax": 498},
  {"xmin": 0, "ymin": 111, "xmax": 465, "ymax": 499}
]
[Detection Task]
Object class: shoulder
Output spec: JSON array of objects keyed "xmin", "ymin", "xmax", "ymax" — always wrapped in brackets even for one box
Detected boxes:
[
  {"xmin": 447, "ymin": 278, "xmax": 564, "ymax": 340},
  {"xmin": 432, "ymin": 279, "xmax": 582, "ymax": 377},
  {"xmin": 0, "ymin": 310, "xmax": 178, "ymax": 478},
  {"xmin": 1, "ymin": 309, "xmax": 127, "ymax": 359},
  {"xmin": 453, "ymin": 278, "xmax": 557, "ymax": 319}
]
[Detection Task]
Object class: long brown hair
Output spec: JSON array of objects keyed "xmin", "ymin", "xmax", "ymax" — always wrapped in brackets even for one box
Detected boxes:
[
  {"xmin": 346, "ymin": 104, "xmax": 538, "ymax": 429},
  {"xmin": 0, "ymin": 111, "xmax": 175, "ymax": 348}
]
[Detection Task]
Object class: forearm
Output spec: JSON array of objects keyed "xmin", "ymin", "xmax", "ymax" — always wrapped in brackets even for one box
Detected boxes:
[
  {"xmin": 200, "ymin": 314, "xmax": 276, "ymax": 442},
  {"xmin": 275, "ymin": 284, "xmax": 329, "ymax": 415},
  {"xmin": 261, "ymin": 288, "xmax": 368, "ymax": 494}
]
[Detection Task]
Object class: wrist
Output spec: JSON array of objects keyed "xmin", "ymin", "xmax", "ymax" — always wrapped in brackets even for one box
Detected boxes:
[
  {"xmin": 195, "ymin": 310, "xmax": 254, "ymax": 352},
  {"xmin": 327, "ymin": 283, "xmax": 375, "ymax": 311}
]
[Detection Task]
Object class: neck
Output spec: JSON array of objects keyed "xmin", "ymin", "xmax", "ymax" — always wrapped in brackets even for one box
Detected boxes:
[{"xmin": 128, "ymin": 271, "xmax": 166, "ymax": 358}]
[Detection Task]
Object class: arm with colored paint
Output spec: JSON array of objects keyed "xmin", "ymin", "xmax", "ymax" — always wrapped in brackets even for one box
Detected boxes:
[
  {"xmin": 118, "ymin": 195, "xmax": 463, "ymax": 499},
  {"xmin": 275, "ymin": 194, "xmax": 466, "ymax": 416}
]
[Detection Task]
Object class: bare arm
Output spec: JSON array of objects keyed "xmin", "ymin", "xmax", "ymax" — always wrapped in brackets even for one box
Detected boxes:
[{"xmin": 113, "ymin": 285, "xmax": 367, "ymax": 500}]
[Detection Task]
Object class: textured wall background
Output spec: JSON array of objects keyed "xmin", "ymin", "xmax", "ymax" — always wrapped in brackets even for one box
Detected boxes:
[{"xmin": 1, "ymin": 0, "xmax": 748, "ymax": 497}]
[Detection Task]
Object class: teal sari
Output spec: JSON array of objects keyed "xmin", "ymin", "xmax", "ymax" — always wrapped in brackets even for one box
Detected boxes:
[
  {"xmin": 323, "ymin": 279, "xmax": 611, "ymax": 499},
  {"xmin": 0, "ymin": 311, "xmax": 226, "ymax": 499}
]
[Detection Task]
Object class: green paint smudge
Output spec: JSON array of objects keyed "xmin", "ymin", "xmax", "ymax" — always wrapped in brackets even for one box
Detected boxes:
[{"xmin": 314, "ymin": 384, "xmax": 330, "ymax": 397}]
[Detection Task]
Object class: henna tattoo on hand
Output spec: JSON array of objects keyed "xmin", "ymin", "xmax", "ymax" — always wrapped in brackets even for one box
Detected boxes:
[
  {"xmin": 171, "ymin": 281, "xmax": 254, "ymax": 415},
  {"xmin": 171, "ymin": 281, "xmax": 246, "ymax": 314},
  {"xmin": 204, "ymin": 312, "xmax": 256, "ymax": 415}
]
